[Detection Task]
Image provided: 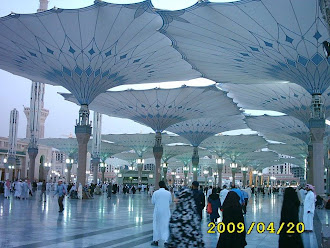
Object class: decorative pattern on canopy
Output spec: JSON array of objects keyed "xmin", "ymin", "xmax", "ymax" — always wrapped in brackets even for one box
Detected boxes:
[
  {"xmin": 262, "ymin": 133, "xmax": 308, "ymax": 147},
  {"xmin": 162, "ymin": 145, "xmax": 193, "ymax": 162},
  {"xmin": 158, "ymin": 0, "xmax": 330, "ymax": 94},
  {"xmin": 0, "ymin": 1, "xmax": 199, "ymax": 104},
  {"xmin": 172, "ymin": 149, "xmax": 211, "ymax": 166},
  {"xmin": 222, "ymin": 83, "xmax": 330, "ymax": 125},
  {"xmin": 114, "ymin": 150, "xmax": 154, "ymax": 164},
  {"xmin": 34, "ymin": 138, "xmax": 86, "ymax": 158},
  {"xmin": 102, "ymin": 133, "xmax": 184, "ymax": 157},
  {"xmin": 61, "ymin": 84, "xmax": 241, "ymax": 132},
  {"xmin": 200, "ymin": 134, "xmax": 267, "ymax": 157},
  {"xmin": 167, "ymin": 116, "xmax": 247, "ymax": 147},
  {"xmin": 96, "ymin": 142, "xmax": 128, "ymax": 162},
  {"xmin": 236, "ymin": 151, "xmax": 279, "ymax": 168},
  {"xmin": 268, "ymin": 143, "xmax": 308, "ymax": 159},
  {"xmin": 246, "ymin": 115, "xmax": 311, "ymax": 143}
]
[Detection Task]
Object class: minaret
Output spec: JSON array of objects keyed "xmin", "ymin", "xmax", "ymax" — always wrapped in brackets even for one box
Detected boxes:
[
  {"xmin": 7, "ymin": 109, "xmax": 19, "ymax": 165},
  {"xmin": 92, "ymin": 112, "xmax": 102, "ymax": 183},
  {"xmin": 24, "ymin": 0, "xmax": 49, "ymax": 181}
]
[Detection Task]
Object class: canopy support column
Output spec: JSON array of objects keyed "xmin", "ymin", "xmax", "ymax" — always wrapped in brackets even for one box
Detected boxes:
[
  {"xmin": 192, "ymin": 146, "xmax": 199, "ymax": 181},
  {"xmin": 153, "ymin": 132, "xmax": 163, "ymax": 189},
  {"xmin": 75, "ymin": 105, "xmax": 92, "ymax": 188}
]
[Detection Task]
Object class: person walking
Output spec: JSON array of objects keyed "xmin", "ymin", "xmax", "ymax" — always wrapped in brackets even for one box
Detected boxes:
[
  {"xmin": 217, "ymin": 191, "xmax": 247, "ymax": 248},
  {"xmin": 303, "ymin": 184, "xmax": 316, "ymax": 232},
  {"xmin": 167, "ymin": 188, "xmax": 205, "ymax": 248},
  {"xmin": 4, "ymin": 179, "xmax": 11, "ymax": 199},
  {"xmin": 278, "ymin": 187, "xmax": 303, "ymax": 247},
  {"xmin": 192, "ymin": 181, "xmax": 205, "ymax": 219},
  {"xmin": 40, "ymin": 180, "xmax": 47, "ymax": 202},
  {"xmin": 53, "ymin": 180, "xmax": 67, "ymax": 213},
  {"xmin": 208, "ymin": 188, "xmax": 221, "ymax": 223},
  {"xmin": 151, "ymin": 181, "xmax": 172, "ymax": 246},
  {"xmin": 220, "ymin": 185, "xmax": 229, "ymax": 206}
]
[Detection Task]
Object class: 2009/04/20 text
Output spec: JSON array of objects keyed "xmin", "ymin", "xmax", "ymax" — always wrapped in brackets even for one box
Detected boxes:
[{"xmin": 207, "ymin": 222, "xmax": 305, "ymax": 235}]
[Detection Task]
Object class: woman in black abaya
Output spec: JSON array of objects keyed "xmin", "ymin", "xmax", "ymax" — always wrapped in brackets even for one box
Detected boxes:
[
  {"xmin": 217, "ymin": 191, "xmax": 247, "ymax": 248},
  {"xmin": 279, "ymin": 187, "xmax": 303, "ymax": 248}
]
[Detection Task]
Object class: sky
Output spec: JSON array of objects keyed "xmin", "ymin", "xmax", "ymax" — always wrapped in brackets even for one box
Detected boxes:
[{"xmin": 0, "ymin": 0, "xmax": 278, "ymax": 139}]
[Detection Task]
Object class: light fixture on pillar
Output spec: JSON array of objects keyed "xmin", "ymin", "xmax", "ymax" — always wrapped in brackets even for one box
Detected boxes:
[
  {"xmin": 3, "ymin": 157, "xmax": 8, "ymax": 164},
  {"xmin": 216, "ymin": 158, "xmax": 225, "ymax": 165},
  {"xmin": 203, "ymin": 169, "xmax": 209, "ymax": 186},
  {"xmin": 161, "ymin": 162, "xmax": 168, "ymax": 183},
  {"xmin": 136, "ymin": 158, "xmax": 144, "ymax": 184},
  {"xmin": 230, "ymin": 163, "xmax": 237, "ymax": 185},
  {"xmin": 230, "ymin": 162, "xmax": 238, "ymax": 169},
  {"xmin": 253, "ymin": 170, "xmax": 258, "ymax": 175},
  {"xmin": 213, "ymin": 172, "xmax": 218, "ymax": 187},
  {"xmin": 258, "ymin": 172, "xmax": 262, "ymax": 176},
  {"xmin": 149, "ymin": 173, "xmax": 154, "ymax": 179},
  {"xmin": 171, "ymin": 171, "xmax": 176, "ymax": 185}
]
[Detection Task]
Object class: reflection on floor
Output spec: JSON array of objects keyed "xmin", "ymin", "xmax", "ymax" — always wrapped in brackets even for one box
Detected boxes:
[{"xmin": 0, "ymin": 191, "xmax": 324, "ymax": 248}]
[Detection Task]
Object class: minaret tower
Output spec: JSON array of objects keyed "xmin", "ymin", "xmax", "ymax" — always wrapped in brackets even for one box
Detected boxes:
[
  {"xmin": 24, "ymin": 0, "xmax": 49, "ymax": 181},
  {"xmin": 7, "ymin": 109, "xmax": 19, "ymax": 167}
]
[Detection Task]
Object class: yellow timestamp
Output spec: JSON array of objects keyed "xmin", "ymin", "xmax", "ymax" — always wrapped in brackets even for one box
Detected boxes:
[{"xmin": 207, "ymin": 222, "xmax": 305, "ymax": 234}]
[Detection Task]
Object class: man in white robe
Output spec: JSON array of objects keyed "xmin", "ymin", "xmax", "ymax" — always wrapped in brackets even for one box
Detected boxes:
[
  {"xmin": 151, "ymin": 181, "xmax": 172, "ymax": 246},
  {"xmin": 303, "ymin": 184, "xmax": 316, "ymax": 232},
  {"xmin": 4, "ymin": 179, "xmax": 11, "ymax": 198},
  {"xmin": 14, "ymin": 180, "xmax": 22, "ymax": 199},
  {"xmin": 220, "ymin": 185, "xmax": 229, "ymax": 206},
  {"xmin": 299, "ymin": 187, "xmax": 307, "ymax": 206}
]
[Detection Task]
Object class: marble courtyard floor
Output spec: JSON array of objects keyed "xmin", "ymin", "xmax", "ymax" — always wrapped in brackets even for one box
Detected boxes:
[{"xmin": 0, "ymin": 191, "xmax": 325, "ymax": 248}]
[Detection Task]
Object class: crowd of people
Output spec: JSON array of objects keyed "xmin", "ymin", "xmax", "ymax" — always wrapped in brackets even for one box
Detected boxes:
[
  {"xmin": 150, "ymin": 181, "xmax": 328, "ymax": 248},
  {"xmin": 1, "ymin": 178, "xmax": 330, "ymax": 247}
]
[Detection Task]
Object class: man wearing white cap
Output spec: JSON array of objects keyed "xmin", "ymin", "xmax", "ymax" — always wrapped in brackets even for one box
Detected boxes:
[
  {"xmin": 303, "ymin": 184, "xmax": 316, "ymax": 232},
  {"xmin": 53, "ymin": 179, "xmax": 67, "ymax": 212}
]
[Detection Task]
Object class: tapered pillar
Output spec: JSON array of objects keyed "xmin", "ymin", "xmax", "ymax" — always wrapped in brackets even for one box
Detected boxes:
[
  {"xmin": 67, "ymin": 164, "xmax": 72, "ymax": 183},
  {"xmin": 192, "ymin": 146, "xmax": 199, "ymax": 181},
  {"xmin": 242, "ymin": 171, "xmax": 247, "ymax": 187},
  {"xmin": 217, "ymin": 165, "xmax": 223, "ymax": 188},
  {"xmin": 75, "ymin": 105, "xmax": 92, "ymax": 188},
  {"xmin": 309, "ymin": 94, "xmax": 325, "ymax": 195},
  {"xmin": 310, "ymin": 124, "xmax": 325, "ymax": 195},
  {"xmin": 163, "ymin": 164, "xmax": 168, "ymax": 184},
  {"xmin": 92, "ymin": 158, "xmax": 99, "ymax": 183},
  {"xmin": 231, "ymin": 169, "xmax": 236, "ymax": 186},
  {"xmin": 137, "ymin": 162, "xmax": 143, "ymax": 184},
  {"xmin": 153, "ymin": 132, "xmax": 163, "ymax": 189},
  {"xmin": 307, "ymin": 144, "xmax": 313, "ymax": 184},
  {"xmin": 28, "ymin": 147, "xmax": 38, "ymax": 181}
]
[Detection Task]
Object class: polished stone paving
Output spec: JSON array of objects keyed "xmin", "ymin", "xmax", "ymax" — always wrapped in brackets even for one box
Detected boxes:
[{"xmin": 0, "ymin": 191, "xmax": 326, "ymax": 248}]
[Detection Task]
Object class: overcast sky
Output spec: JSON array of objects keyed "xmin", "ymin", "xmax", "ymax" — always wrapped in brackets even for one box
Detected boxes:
[{"xmin": 0, "ymin": 0, "xmax": 272, "ymax": 139}]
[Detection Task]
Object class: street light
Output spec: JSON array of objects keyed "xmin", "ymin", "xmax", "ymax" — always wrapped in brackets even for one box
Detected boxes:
[
  {"xmin": 136, "ymin": 158, "xmax": 145, "ymax": 164},
  {"xmin": 3, "ymin": 158, "xmax": 8, "ymax": 164}
]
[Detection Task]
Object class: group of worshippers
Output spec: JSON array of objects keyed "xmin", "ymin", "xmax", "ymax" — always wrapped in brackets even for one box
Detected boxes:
[
  {"xmin": 151, "ymin": 181, "xmax": 318, "ymax": 248},
  {"xmin": 151, "ymin": 181, "xmax": 251, "ymax": 248},
  {"xmin": 3, "ymin": 179, "xmax": 33, "ymax": 200}
]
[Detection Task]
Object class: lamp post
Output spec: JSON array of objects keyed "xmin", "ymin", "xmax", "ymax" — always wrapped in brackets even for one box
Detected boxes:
[
  {"xmin": 203, "ymin": 169, "xmax": 209, "ymax": 187},
  {"xmin": 230, "ymin": 162, "xmax": 238, "ymax": 186},
  {"xmin": 65, "ymin": 158, "xmax": 74, "ymax": 183},
  {"xmin": 136, "ymin": 158, "xmax": 144, "ymax": 184},
  {"xmin": 183, "ymin": 166, "xmax": 189, "ymax": 186},
  {"xmin": 100, "ymin": 162, "xmax": 106, "ymax": 183},
  {"xmin": 171, "ymin": 171, "xmax": 176, "ymax": 186},
  {"xmin": 161, "ymin": 162, "xmax": 168, "ymax": 184},
  {"xmin": 216, "ymin": 158, "xmax": 225, "ymax": 188},
  {"xmin": 241, "ymin": 166, "xmax": 248, "ymax": 188}
]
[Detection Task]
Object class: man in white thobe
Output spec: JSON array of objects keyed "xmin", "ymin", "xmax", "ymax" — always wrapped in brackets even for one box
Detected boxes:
[
  {"xmin": 303, "ymin": 184, "xmax": 316, "ymax": 232},
  {"xmin": 220, "ymin": 185, "xmax": 229, "ymax": 206},
  {"xmin": 299, "ymin": 187, "xmax": 307, "ymax": 206},
  {"xmin": 151, "ymin": 181, "xmax": 172, "ymax": 247}
]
